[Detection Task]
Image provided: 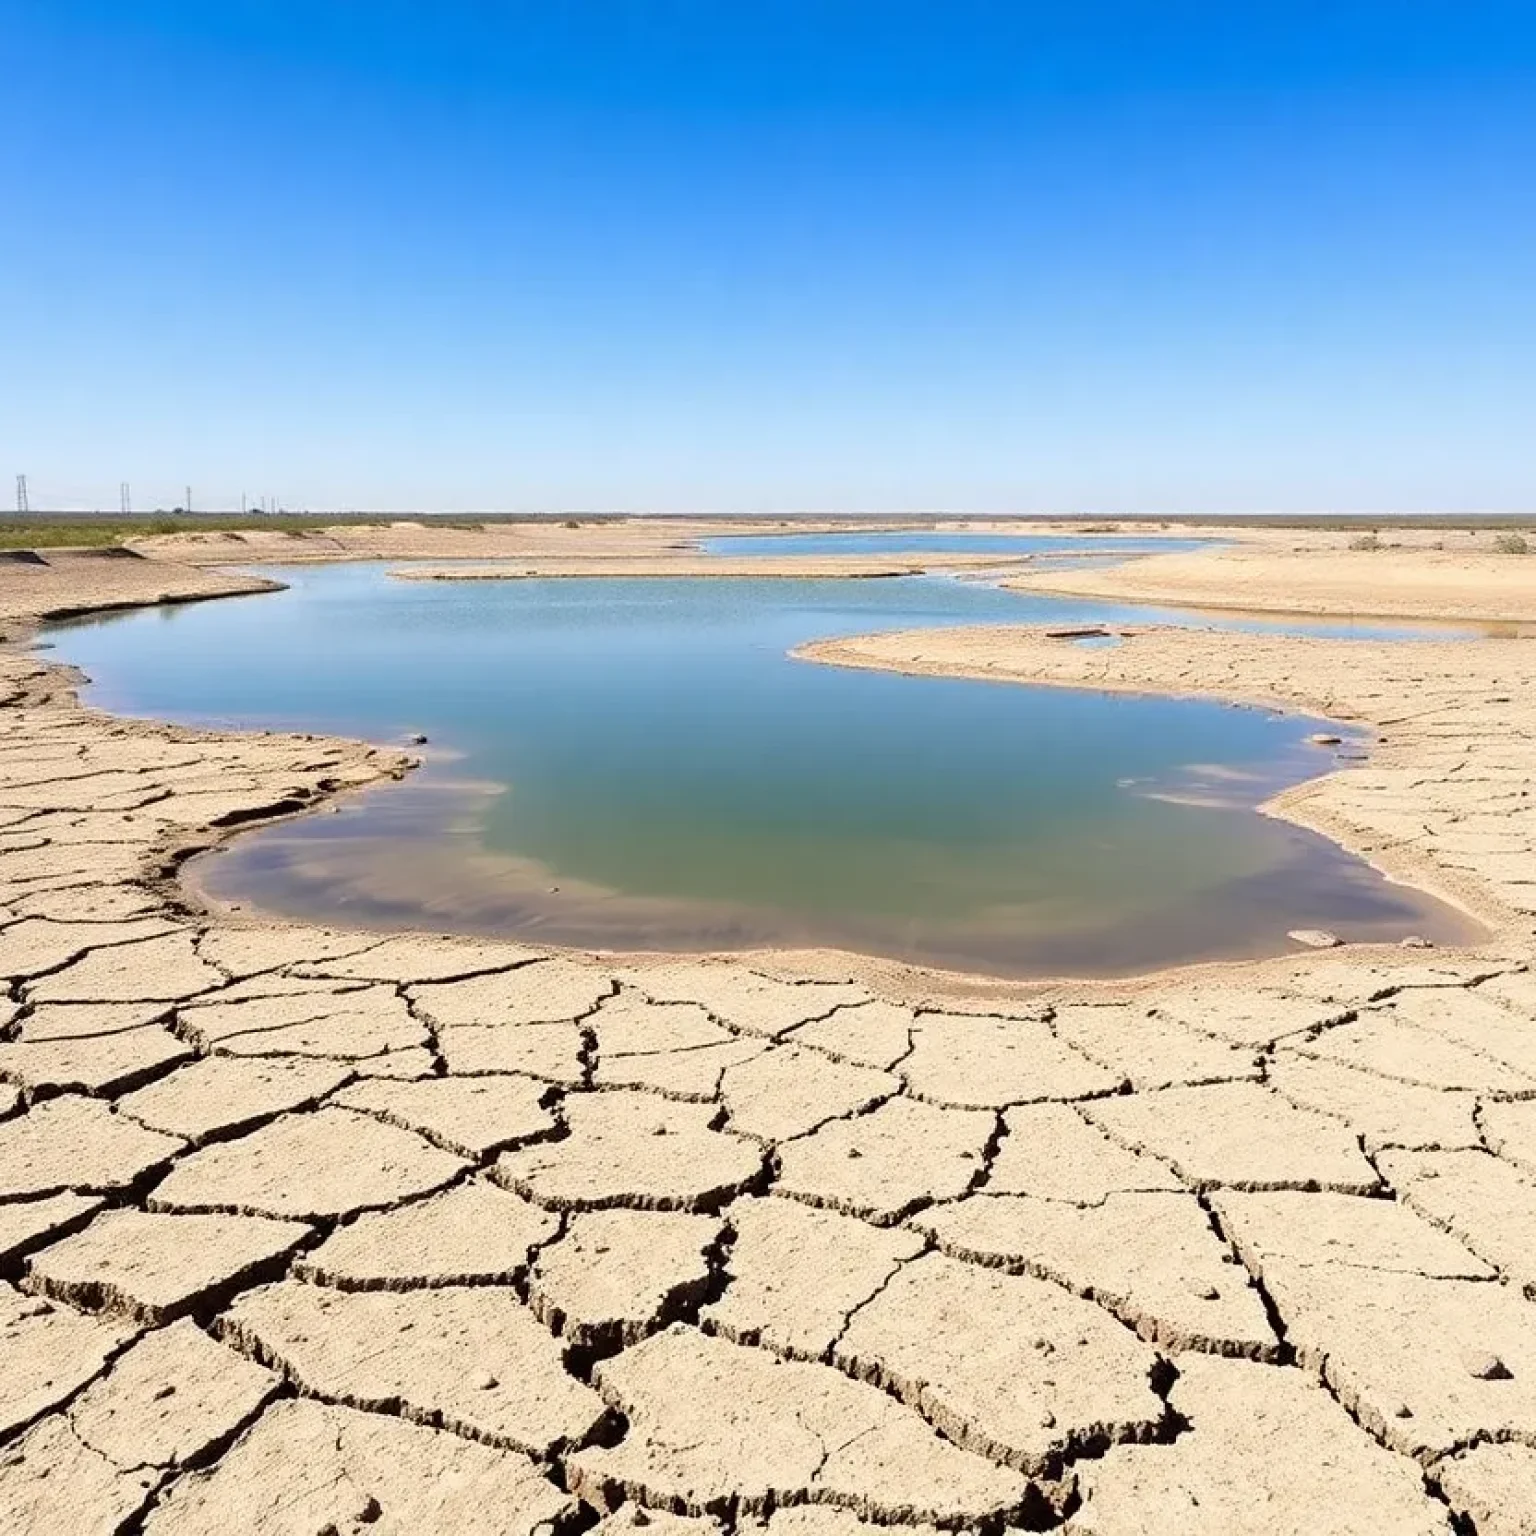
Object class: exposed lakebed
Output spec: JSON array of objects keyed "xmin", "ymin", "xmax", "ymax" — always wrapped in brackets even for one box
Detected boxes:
[{"xmin": 45, "ymin": 537, "xmax": 1473, "ymax": 975}]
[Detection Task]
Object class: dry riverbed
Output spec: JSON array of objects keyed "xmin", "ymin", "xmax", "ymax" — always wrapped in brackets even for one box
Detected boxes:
[{"xmin": 0, "ymin": 532, "xmax": 1535, "ymax": 1532}]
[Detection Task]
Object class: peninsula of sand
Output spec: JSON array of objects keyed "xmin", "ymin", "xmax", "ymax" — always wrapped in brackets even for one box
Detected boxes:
[{"xmin": 1, "ymin": 518, "xmax": 1535, "ymax": 1534}]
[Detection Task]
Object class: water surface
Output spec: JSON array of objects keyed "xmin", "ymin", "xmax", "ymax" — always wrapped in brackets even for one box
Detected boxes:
[{"xmin": 46, "ymin": 559, "xmax": 1471, "ymax": 976}]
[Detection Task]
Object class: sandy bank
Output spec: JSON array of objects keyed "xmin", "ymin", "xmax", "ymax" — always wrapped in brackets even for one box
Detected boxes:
[
  {"xmin": 390, "ymin": 552, "xmax": 1029, "ymax": 581},
  {"xmin": 1006, "ymin": 533, "xmax": 1536, "ymax": 624},
  {"xmin": 0, "ymin": 547, "xmax": 280, "ymax": 636},
  {"xmin": 0, "ymin": 546, "xmax": 1534, "ymax": 1532}
]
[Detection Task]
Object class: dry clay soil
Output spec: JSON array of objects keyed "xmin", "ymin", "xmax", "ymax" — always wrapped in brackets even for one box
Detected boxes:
[{"xmin": 1, "ymin": 536, "xmax": 1535, "ymax": 1533}]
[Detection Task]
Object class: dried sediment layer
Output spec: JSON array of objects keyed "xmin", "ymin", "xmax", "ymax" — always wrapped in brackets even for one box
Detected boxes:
[
  {"xmin": 0, "ymin": 550, "xmax": 1533, "ymax": 1530},
  {"xmin": 0, "ymin": 546, "xmax": 279, "ymax": 632}
]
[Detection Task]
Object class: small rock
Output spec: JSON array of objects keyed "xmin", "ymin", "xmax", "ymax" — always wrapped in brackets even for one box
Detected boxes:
[
  {"xmin": 1400, "ymin": 935, "xmax": 1433, "ymax": 949},
  {"xmin": 406, "ymin": 732, "xmax": 428, "ymax": 745},
  {"xmin": 1394, "ymin": 1403, "xmax": 1414, "ymax": 1419},
  {"xmin": 1288, "ymin": 929, "xmax": 1342, "ymax": 949},
  {"xmin": 1463, "ymin": 1351, "xmax": 1512, "ymax": 1381},
  {"xmin": 1193, "ymin": 1283, "xmax": 1220, "ymax": 1301},
  {"xmin": 1306, "ymin": 733, "xmax": 1344, "ymax": 746},
  {"xmin": 153, "ymin": 1383, "xmax": 177, "ymax": 1401},
  {"xmin": 1039, "ymin": 1410, "xmax": 1057, "ymax": 1429},
  {"xmin": 847, "ymin": 1147, "xmax": 863, "ymax": 1159},
  {"xmin": 472, "ymin": 1370, "xmax": 499, "ymax": 1390}
]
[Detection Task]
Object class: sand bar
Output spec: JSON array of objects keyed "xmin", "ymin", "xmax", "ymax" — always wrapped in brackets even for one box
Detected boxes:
[
  {"xmin": 390, "ymin": 553, "xmax": 1030, "ymax": 580},
  {"xmin": 1004, "ymin": 526, "xmax": 1536, "ymax": 624}
]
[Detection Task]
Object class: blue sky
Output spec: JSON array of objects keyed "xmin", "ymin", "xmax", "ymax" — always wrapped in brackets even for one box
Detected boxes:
[{"xmin": 3, "ymin": 2, "xmax": 1533, "ymax": 514}]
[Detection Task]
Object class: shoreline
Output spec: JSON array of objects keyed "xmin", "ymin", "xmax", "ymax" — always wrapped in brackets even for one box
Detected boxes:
[
  {"xmin": 6, "ymin": 543, "xmax": 1528, "ymax": 1000},
  {"xmin": 183, "ymin": 756, "xmax": 1474, "ymax": 988},
  {"xmin": 24, "ymin": 550, "xmax": 1493, "ymax": 998},
  {"xmin": 794, "ymin": 626, "xmax": 1534, "ymax": 955},
  {"xmin": 2, "ymin": 529, "xmax": 1535, "ymax": 1530}
]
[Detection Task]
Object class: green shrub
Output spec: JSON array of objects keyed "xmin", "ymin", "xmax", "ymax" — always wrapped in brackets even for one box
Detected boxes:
[
  {"xmin": 1348, "ymin": 532, "xmax": 1382, "ymax": 551},
  {"xmin": 1493, "ymin": 532, "xmax": 1529, "ymax": 555}
]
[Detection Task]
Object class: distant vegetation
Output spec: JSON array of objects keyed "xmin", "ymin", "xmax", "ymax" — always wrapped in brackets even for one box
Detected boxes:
[
  {"xmin": 1348, "ymin": 532, "xmax": 1383, "ymax": 551},
  {"xmin": 0, "ymin": 514, "xmax": 368, "ymax": 550},
  {"xmin": 0, "ymin": 511, "xmax": 628, "ymax": 551},
  {"xmin": 1494, "ymin": 532, "xmax": 1530, "ymax": 555},
  {"xmin": 0, "ymin": 509, "xmax": 642, "ymax": 552}
]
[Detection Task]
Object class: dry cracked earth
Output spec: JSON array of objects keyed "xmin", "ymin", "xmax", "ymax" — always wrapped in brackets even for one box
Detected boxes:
[{"xmin": 2, "ymin": 557, "xmax": 1536, "ymax": 1533}]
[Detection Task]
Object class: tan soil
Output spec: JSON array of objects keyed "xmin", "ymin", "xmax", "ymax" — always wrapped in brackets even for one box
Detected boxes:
[{"xmin": 1003, "ymin": 527, "xmax": 1536, "ymax": 624}]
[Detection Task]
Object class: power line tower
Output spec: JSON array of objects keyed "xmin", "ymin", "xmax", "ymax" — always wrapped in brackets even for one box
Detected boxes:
[
  {"xmin": 120, "ymin": 482, "xmax": 131, "ymax": 516},
  {"xmin": 15, "ymin": 474, "xmax": 28, "ymax": 515}
]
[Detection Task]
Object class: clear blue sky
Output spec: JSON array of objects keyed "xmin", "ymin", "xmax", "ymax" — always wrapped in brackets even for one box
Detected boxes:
[{"xmin": 4, "ymin": 2, "xmax": 1533, "ymax": 514}]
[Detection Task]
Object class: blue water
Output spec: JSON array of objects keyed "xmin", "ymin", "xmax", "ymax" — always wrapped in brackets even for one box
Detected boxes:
[{"xmin": 45, "ymin": 559, "xmax": 1467, "ymax": 975}]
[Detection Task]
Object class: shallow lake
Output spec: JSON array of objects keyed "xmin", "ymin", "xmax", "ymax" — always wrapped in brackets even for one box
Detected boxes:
[{"xmin": 45, "ymin": 547, "xmax": 1473, "ymax": 976}]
